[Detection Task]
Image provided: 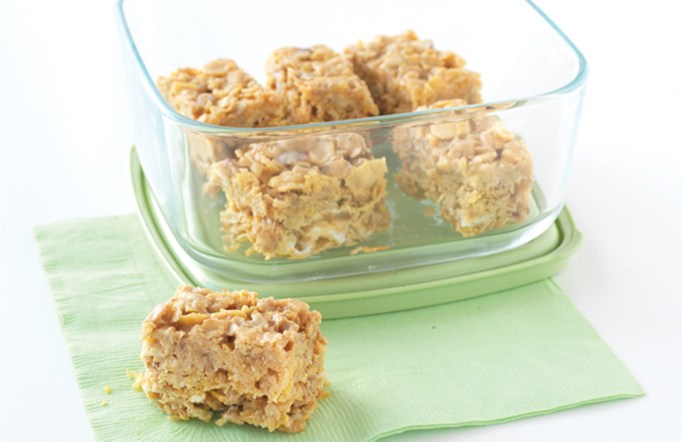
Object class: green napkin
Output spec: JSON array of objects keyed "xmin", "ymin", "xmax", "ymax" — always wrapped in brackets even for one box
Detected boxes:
[{"xmin": 35, "ymin": 215, "xmax": 643, "ymax": 442}]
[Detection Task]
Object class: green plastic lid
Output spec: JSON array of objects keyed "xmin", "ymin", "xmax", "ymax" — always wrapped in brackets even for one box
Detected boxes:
[{"xmin": 131, "ymin": 147, "xmax": 582, "ymax": 319}]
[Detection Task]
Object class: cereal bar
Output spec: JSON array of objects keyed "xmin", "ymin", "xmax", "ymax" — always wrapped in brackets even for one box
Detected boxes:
[
  {"xmin": 345, "ymin": 31, "xmax": 482, "ymax": 114},
  {"xmin": 158, "ymin": 58, "xmax": 285, "ymax": 127},
  {"xmin": 266, "ymin": 46, "xmax": 379, "ymax": 124},
  {"xmin": 392, "ymin": 99, "xmax": 533, "ymax": 236},
  {"xmin": 158, "ymin": 59, "xmax": 286, "ymax": 175},
  {"xmin": 139, "ymin": 285, "xmax": 328, "ymax": 433},
  {"xmin": 208, "ymin": 133, "xmax": 390, "ymax": 259}
]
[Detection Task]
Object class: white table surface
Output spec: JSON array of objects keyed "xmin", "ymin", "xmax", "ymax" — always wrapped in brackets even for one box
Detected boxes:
[{"xmin": 1, "ymin": 1, "xmax": 680, "ymax": 441}]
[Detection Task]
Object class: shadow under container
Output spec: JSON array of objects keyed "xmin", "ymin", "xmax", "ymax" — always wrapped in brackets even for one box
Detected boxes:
[{"xmin": 118, "ymin": 0, "xmax": 588, "ymax": 311}]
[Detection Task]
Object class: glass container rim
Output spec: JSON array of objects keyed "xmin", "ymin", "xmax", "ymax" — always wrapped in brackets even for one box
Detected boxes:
[{"xmin": 116, "ymin": 0, "xmax": 588, "ymax": 134}]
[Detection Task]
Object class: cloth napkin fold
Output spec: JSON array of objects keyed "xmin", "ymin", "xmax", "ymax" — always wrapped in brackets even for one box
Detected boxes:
[{"xmin": 35, "ymin": 215, "xmax": 642, "ymax": 442}]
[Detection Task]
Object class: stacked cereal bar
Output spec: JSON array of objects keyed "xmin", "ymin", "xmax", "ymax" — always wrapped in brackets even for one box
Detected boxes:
[
  {"xmin": 138, "ymin": 285, "xmax": 328, "ymax": 433},
  {"xmin": 157, "ymin": 58, "xmax": 286, "ymax": 127},
  {"xmin": 208, "ymin": 133, "xmax": 390, "ymax": 259},
  {"xmin": 266, "ymin": 45, "xmax": 379, "ymax": 124},
  {"xmin": 392, "ymin": 99, "xmax": 533, "ymax": 236},
  {"xmin": 157, "ymin": 59, "xmax": 286, "ymax": 175},
  {"xmin": 344, "ymin": 30, "xmax": 482, "ymax": 114}
]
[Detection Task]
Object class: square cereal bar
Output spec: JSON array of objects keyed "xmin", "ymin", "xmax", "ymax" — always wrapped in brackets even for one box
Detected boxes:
[
  {"xmin": 344, "ymin": 31, "xmax": 482, "ymax": 114},
  {"xmin": 158, "ymin": 58, "xmax": 285, "ymax": 127},
  {"xmin": 158, "ymin": 59, "xmax": 286, "ymax": 175},
  {"xmin": 138, "ymin": 285, "xmax": 328, "ymax": 433},
  {"xmin": 266, "ymin": 46, "xmax": 379, "ymax": 124},
  {"xmin": 392, "ymin": 99, "xmax": 533, "ymax": 236},
  {"xmin": 208, "ymin": 133, "xmax": 390, "ymax": 259}
]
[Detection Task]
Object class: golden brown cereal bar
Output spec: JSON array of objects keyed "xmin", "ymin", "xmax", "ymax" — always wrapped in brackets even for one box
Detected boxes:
[
  {"xmin": 345, "ymin": 31, "xmax": 482, "ymax": 114},
  {"xmin": 266, "ymin": 46, "xmax": 379, "ymax": 124},
  {"xmin": 157, "ymin": 58, "xmax": 286, "ymax": 127},
  {"xmin": 158, "ymin": 59, "xmax": 287, "ymax": 175},
  {"xmin": 208, "ymin": 133, "xmax": 390, "ymax": 259},
  {"xmin": 139, "ymin": 285, "xmax": 328, "ymax": 433},
  {"xmin": 392, "ymin": 99, "xmax": 533, "ymax": 236}
]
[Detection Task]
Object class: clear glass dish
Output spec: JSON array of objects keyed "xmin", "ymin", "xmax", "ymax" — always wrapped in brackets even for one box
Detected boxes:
[{"xmin": 117, "ymin": 0, "xmax": 587, "ymax": 283}]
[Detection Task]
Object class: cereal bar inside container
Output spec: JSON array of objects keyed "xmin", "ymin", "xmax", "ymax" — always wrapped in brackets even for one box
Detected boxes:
[
  {"xmin": 344, "ymin": 30, "xmax": 482, "ymax": 114},
  {"xmin": 266, "ymin": 45, "xmax": 379, "ymax": 124},
  {"xmin": 392, "ymin": 99, "xmax": 534, "ymax": 236},
  {"xmin": 208, "ymin": 133, "xmax": 391, "ymax": 259},
  {"xmin": 157, "ymin": 59, "xmax": 286, "ymax": 175}
]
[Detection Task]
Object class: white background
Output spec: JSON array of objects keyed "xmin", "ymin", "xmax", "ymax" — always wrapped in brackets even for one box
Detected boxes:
[{"xmin": 1, "ymin": 1, "xmax": 681, "ymax": 441}]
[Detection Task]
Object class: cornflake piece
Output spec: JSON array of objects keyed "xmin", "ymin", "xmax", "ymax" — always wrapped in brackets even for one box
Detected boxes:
[
  {"xmin": 208, "ymin": 133, "xmax": 390, "ymax": 259},
  {"xmin": 392, "ymin": 99, "xmax": 533, "ymax": 236},
  {"xmin": 345, "ymin": 30, "xmax": 482, "ymax": 114},
  {"xmin": 423, "ymin": 206, "xmax": 435, "ymax": 218},
  {"xmin": 349, "ymin": 245, "xmax": 390, "ymax": 255},
  {"xmin": 266, "ymin": 46, "xmax": 379, "ymax": 124},
  {"xmin": 139, "ymin": 285, "xmax": 328, "ymax": 433}
]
